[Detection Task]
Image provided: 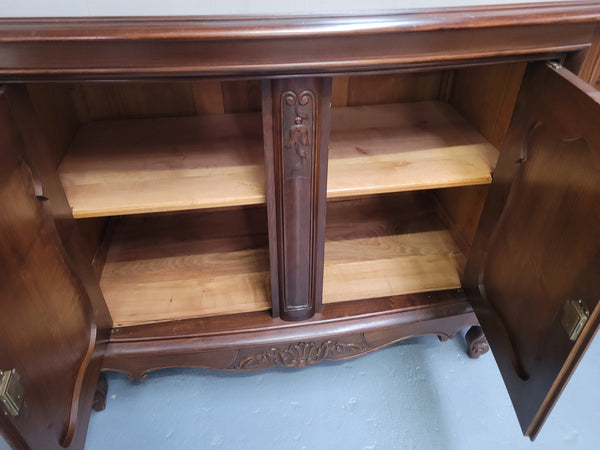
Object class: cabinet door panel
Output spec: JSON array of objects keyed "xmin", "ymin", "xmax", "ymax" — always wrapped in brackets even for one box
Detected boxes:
[
  {"xmin": 0, "ymin": 90, "xmax": 98, "ymax": 449},
  {"xmin": 464, "ymin": 62, "xmax": 600, "ymax": 439}
]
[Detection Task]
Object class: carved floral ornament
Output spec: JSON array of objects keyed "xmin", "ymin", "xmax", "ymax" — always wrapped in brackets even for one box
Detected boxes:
[{"xmin": 230, "ymin": 339, "xmax": 367, "ymax": 370}]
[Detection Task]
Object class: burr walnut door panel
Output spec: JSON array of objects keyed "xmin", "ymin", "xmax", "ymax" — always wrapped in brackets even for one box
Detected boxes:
[{"xmin": 464, "ymin": 62, "xmax": 600, "ymax": 439}]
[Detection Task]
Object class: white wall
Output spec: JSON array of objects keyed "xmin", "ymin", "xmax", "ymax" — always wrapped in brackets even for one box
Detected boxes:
[{"xmin": 0, "ymin": 0, "xmax": 567, "ymax": 18}]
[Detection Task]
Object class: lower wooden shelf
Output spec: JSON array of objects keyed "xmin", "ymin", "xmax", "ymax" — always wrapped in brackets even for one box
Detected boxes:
[
  {"xmin": 100, "ymin": 191, "xmax": 465, "ymax": 328},
  {"xmin": 323, "ymin": 193, "xmax": 465, "ymax": 303},
  {"xmin": 99, "ymin": 206, "xmax": 271, "ymax": 327}
]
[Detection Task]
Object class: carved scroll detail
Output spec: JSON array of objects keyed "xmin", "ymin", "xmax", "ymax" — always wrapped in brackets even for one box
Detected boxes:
[
  {"xmin": 229, "ymin": 339, "xmax": 367, "ymax": 370},
  {"xmin": 281, "ymin": 89, "xmax": 315, "ymax": 181},
  {"xmin": 276, "ymin": 86, "xmax": 321, "ymax": 316}
]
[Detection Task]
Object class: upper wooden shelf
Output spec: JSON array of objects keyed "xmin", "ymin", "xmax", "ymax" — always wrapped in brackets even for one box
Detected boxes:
[
  {"xmin": 58, "ymin": 112, "xmax": 266, "ymax": 218},
  {"xmin": 59, "ymin": 101, "xmax": 498, "ymax": 218},
  {"xmin": 327, "ymin": 102, "xmax": 499, "ymax": 199}
]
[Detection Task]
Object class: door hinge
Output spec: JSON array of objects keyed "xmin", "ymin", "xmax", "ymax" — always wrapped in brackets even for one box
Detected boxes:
[
  {"xmin": 561, "ymin": 299, "xmax": 589, "ymax": 341},
  {"xmin": 0, "ymin": 369, "xmax": 24, "ymax": 417},
  {"xmin": 546, "ymin": 61, "xmax": 563, "ymax": 71}
]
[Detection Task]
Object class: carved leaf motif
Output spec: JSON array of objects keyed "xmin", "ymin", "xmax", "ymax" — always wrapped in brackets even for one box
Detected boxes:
[{"xmin": 231, "ymin": 340, "xmax": 367, "ymax": 370}]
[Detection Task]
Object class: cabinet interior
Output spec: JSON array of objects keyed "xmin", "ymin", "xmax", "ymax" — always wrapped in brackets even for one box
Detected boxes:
[{"xmin": 25, "ymin": 62, "xmax": 526, "ymax": 327}]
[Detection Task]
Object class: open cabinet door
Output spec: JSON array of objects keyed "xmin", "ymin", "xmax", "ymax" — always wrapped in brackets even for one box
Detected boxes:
[
  {"xmin": 463, "ymin": 62, "xmax": 600, "ymax": 439},
  {"xmin": 0, "ymin": 89, "xmax": 101, "ymax": 449}
]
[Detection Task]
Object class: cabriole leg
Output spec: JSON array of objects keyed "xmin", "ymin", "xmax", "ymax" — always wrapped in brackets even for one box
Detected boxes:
[
  {"xmin": 465, "ymin": 326, "xmax": 490, "ymax": 359},
  {"xmin": 92, "ymin": 373, "xmax": 108, "ymax": 412}
]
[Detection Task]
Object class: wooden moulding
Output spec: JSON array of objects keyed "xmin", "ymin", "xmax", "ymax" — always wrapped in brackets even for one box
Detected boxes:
[
  {"xmin": 0, "ymin": 4, "xmax": 598, "ymax": 80},
  {"xmin": 103, "ymin": 289, "xmax": 478, "ymax": 379},
  {"xmin": 57, "ymin": 101, "xmax": 498, "ymax": 219}
]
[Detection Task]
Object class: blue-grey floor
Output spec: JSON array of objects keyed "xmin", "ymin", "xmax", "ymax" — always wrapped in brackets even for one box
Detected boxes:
[
  {"xmin": 2, "ymin": 332, "xmax": 598, "ymax": 449},
  {"xmin": 84, "ymin": 332, "xmax": 599, "ymax": 450}
]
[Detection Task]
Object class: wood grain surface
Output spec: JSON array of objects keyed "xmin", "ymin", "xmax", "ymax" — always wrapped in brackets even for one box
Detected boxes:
[
  {"xmin": 328, "ymin": 102, "xmax": 499, "ymax": 198},
  {"xmin": 324, "ymin": 193, "xmax": 464, "ymax": 303},
  {"xmin": 100, "ymin": 207, "xmax": 271, "ymax": 327},
  {"xmin": 100, "ymin": 191, "xmax": 465, "ymax": 326},
  {"xmin": 58, "ymin": 112, "xmax": 265, "ymax": 217},
  {"xmin": 58, "ymin": 101, "xmax": 498, "ymax": 218},
  {"xmin": 462, "ymin": 63, "xmax": 600, "ymax": 438},
  {"xmin": 0, "ymin": 5, "xmax": 597, "ymax": 80}
]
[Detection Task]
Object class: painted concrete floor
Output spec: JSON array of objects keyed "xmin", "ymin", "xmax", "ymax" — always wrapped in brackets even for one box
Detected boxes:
[
  {"xmin": 2, "ymin": 331, "xmax": 598, "ymax": 449},
  {"xmin": 80, "ymin": 331, "xmax": 599, "ymax": 450}
]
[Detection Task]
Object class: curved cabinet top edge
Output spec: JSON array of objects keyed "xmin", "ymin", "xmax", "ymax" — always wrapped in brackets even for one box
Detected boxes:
[
  {"xmin": 1, "ymin": 2, "xmax": 600, "ymax": 42},
  {"xmin": 0, "ymin": 2, "xmax": 599, "ymax": 81}
]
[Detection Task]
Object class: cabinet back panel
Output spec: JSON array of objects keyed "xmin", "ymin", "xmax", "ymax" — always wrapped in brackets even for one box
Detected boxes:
[
  {"xmin": 67, "ymin": 75, "xmax": 441, "ymax": 121},
  {"xmin": 65, "ymin": 80, "xmax": 262, "ymax": 123},
  {"xmin": 332, "ymin": 72, "xmax": 445, "ymax": 107}
]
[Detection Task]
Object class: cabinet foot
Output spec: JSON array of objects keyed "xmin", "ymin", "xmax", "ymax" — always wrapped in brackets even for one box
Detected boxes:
[
  {"xmin": 465, "ymin": 326, "xmax": 489, "ymax": 359},
  {"xmin": 92, "ymin": 373, "xmax": 108, "ymax": 412}
]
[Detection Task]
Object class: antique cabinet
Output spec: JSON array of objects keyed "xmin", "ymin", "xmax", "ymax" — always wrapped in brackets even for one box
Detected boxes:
[{"xmin": 1, "ymin": 2, "xmax": 600, "ymax": 449}]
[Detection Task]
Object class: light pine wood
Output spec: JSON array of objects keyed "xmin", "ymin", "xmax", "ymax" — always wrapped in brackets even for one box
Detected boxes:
[
  {"xmin": 100, "ymin": 207, "xmax": 270, "ymax": 326},
  {"xmin": 101, "ymin": 193, "xmax": 463, "ymax": 326},
  {"xmin": 58, "ymin": 112, "xmax": 266, "ymax": 218},
  {"xmin": 328, "ymin": 102, "xmax": 499, "ymax": 199},
  {"xmin": 59, "ymin": 100, "xmax": 498, "ymax": 218},
  {"xmin": 323, "ymin": 193, "xmax": 464, "ymax": 304}
]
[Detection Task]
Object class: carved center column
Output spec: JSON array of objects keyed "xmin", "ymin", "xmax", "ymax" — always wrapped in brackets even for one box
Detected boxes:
[{"xmin": 262, "ymin": 78, "xmax": 331, "ymax": 321}]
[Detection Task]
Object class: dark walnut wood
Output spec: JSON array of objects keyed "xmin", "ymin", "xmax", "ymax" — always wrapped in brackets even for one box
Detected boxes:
[
  {"xmin": 103, "ymin": 290, "xmax": 478, "ymax": 379},
  {"xmin": 2, "ymin": 3, "xmax": 600, "ymax": 448},
  {"xmin": 262, "ymin": 78, "xmax": 331, "ymax": 320},
  {"xmin": 92, "ymin": 374, "xmax": 108, "ymax": 413},
  {"xmin": 0, "ymin": 89, "xmax": 99, "ymax": 450},
  {"xmin": 0, "ymin": 4, "xmax": 599, "ymax": 80},
  {"xmin": 466, "ymin": 326, "xmax": 490, "ymax": 359},
  {"xmin": 463, "ymin": 62, "xmax": 600, "ymax": 439}
]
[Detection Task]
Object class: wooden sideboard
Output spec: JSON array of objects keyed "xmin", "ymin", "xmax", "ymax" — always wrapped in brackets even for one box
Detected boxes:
[{"xmin": 1, "ymin": 3, "xmax": 600, "ymax": 449}]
